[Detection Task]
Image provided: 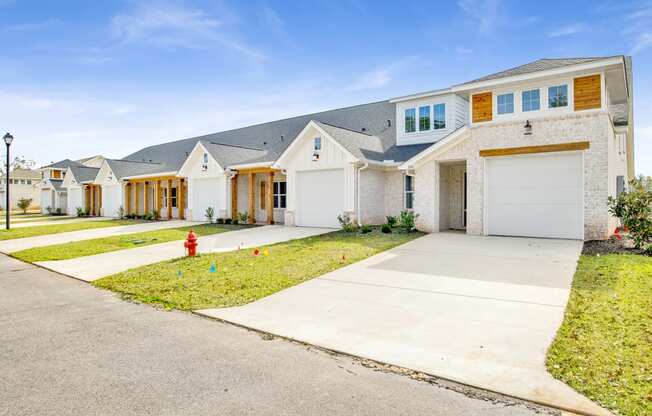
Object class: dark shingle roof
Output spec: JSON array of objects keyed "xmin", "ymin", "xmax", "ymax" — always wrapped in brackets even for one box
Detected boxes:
[
  {"xmin": 42, "ymin": 159, "xmax": 85, "ymax": 169},
  {"xmin": 69, "ymin": 166, "xmax": 100, "ymax": 183},
  {"xmin": 459, "ymin": 57, "xmax": 618, "ymax": 85},
  {"xmin": 49, "ymin": 179, "xmax": 64, "ymax": 192},
  {"xmin": 200, "ymin": 141, "xmax": 268, "ymax": 168},
  {"xmin": 314, "ymin": 121, "xmax": 385, "ymax": 161},
  {"xmin": 105, "ymin": 159, "xmax": 166, "ymax": 179}
]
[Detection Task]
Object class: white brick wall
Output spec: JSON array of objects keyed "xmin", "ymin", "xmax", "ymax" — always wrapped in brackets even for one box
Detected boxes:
[{"xmin": 414, "ymin": 111, "xmax": 615, "ymax": 240}]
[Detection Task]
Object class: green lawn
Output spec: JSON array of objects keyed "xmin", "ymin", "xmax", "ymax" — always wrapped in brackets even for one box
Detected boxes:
[
  {"xmin": 546, "ymin": 254, "xmax": 652, "ymax": 416},
  {"xmin": 0, "ymin": 215, "xmax": 75, "ymax": 224},
  {"xmin": 13, "ymin": 224, "xmax": 252, "ymax": 262},
  {"xmin": 0, "ymin": 219, "xmax": 141, "ymax": 241},
  {"xmin": 94, "ymin": 228, "xmax": 423, "ymax": 311}
]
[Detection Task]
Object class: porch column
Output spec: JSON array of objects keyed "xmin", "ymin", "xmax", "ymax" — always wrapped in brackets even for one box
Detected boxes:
[
  {"xmin": 266, "ymin": 171, "xmax": 274, "ymax": 225},
  {"xmin": 98, "ymin": 186, "xmax": 103, "ymax": 216},
  {"xmin": 167, "ymin": 179, "xmax": 172, "ymax": 220},
  {"xmin": 90, "ymin": 185, "xmax": 95, "ymax": 216},
  {"xmin": 231, "ymin": 174, "xmax": 238, "ymax": 221},
  {"xmin": 134, "ymin": 181, "xmax": 140, "ymax": 216},
  {"xmin": 125, "ymin": 182, "xmax": 132, "ymax": 215},
  {"xmin": 156, "ymin": 180, "xmax": 161, "ymax": 218},
  {"xmin": 179, "ymin": 179, "xmax": 185, "ymax": 220},
  {"xmin": 143, "ymin": 181, "xmax": 148, "ymax": 215},
  {"xmin": 248, "ymin": 172, "xmax": 255, "ymax": 224}
]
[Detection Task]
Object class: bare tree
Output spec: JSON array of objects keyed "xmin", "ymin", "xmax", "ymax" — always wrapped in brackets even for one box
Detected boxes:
[{"xmin": 0, "ymin": 154, "xmax": 36, "ymax": 175}]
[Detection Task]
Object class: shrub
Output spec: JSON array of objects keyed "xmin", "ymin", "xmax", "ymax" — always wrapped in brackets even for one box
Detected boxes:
[
  {"xmin": 216, "ymin": 218, "xmax": 224, "ymax": 224},
  {"xmin": 144, "ymin": 212, "xmax": 155, "ymax": 221},
  {"xmin": 385, "ymin": 215, "xmax": 397, "ymax": 228},
  {"xmin": 75, "ymin": 207, "xmax": 85, "ymax": 217},
  {"xmin": 205, "ymin": 207, "xmax": 215, "ymax": 223},
  {"xmin": 55, "ymin": 208, "xmax": 63, "ymax": 216},
  {"xmin": 116, "ymin": 206, "xmax": 125, "ymax": 219},
  {"xmin": 238, "ymin": 211, "xmax": 249, "ymax": 224},
  {"xmin": 225, "ymin": 218, "xmax": 233, "ymax": 225},
  {"xmin": 337, "ymin": 212, "xmax": 357, "ymax": 232},
  {"xmin": 398, "ymin": 210, "xmax": 419, "ymax": 233},
  {"xmin": 360, "ymin": 224, "xmax": 372, "ymax": 233},
  {"xmin": 17, "ymin": 198, "xmax": 32, "ymax": 214},
  {"xmin": 608, "ymin": 178, "xmax": 652, "ymax": 254},
  {"xmin": 46, "ymin": 206, "xmax": 52, "ymax": 215},
  {"xmin": 85, "ymin": 208, "xmax": 91, "ymax": 217},
  {"xmin": 381, "ymin": 224, "xmax": 392, "ymax": 234}
]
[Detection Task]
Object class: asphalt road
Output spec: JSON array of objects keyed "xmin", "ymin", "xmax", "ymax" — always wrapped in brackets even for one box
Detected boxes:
[{"xmin": 0, "ymin": 254, "xmax": 550, "ymax": 416}]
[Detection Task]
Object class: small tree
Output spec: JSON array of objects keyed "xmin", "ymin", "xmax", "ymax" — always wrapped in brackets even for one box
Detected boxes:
[
  {"xmin": 17, "ymin": 198, "xmax": 32, "ymax": 214},
  {"xmin": 398, "ymin": 210, "xmax": 419, "ymax": 233},
  {"xmin": 116, "ymin": 206, "xmax": 125, "ymax": 219},
  {"xmin": 608, "ymin": 178, "xmax": 652, "ymax": 254},
  {"xmin": 237, "ymin": 211, "xmax": 249, "ymax": 224}
]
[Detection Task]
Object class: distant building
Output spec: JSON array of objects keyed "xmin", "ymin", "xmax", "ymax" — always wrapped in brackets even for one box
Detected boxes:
[{"xmin": 0, "ymin": 168, "xmax": 41, "ymax": 210}]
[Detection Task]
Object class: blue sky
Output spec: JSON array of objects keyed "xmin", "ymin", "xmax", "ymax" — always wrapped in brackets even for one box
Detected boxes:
[{"xmin": 0, "ymin": 0, "xmax": 650, "ymax": 174}]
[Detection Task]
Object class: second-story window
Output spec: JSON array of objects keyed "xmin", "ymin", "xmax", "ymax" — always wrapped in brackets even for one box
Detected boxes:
[
  {"xmin": 497, "ymin": 93, "xmax": 514, "ymax": 114},
  {"xmin": 548, "ymin": 85, "xmax": 568, "ymax": 108},
  {"xmin": 314, "ymin": 137, "xmax": 321, "ymax": 151},
  {"xmin": 405, "ymin": 108, "xmax": 416, "ymax": 133},
  {"xmin": 522, "ymin": 89, "xmax": 540, "ymax": 112},
  {"xmin": 419, "ymin": 106, "xmax": 430, "ymax": 131},
  {"xmin": 433, "ymin": 103, "xmax": 446, "ymax": 129}
]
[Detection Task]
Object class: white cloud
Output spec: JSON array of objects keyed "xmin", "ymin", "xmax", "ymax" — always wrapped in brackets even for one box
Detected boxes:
[
  {"xmin": 346, "ymin": 69, "xmax": 392, "ymax": 91},
  {"xmin": 110, "ymin": 3, "xmax": 264, "ymax": 61},
  {"xmin": 630, "ymin": 32, "xmax": 652, "ymax": 54},
  {"xmin": 547, "ymin": 23, "xmax": 587, "ymax": 38},
  {"xmin": 457, "ymin": 0, "xmax": 502, "ymax": 33}
]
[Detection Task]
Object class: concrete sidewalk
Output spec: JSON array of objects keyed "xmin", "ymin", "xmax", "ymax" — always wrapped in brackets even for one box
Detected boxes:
[
  {"xmin": 7, "ymin": 216, "xmax": 108, "ymax": 229},
  {"xmin": 198, "ymin": 232, "xmax": 610, "ymax": 416},
  {"xmin": 0, "ymin": 220, "xmax": 201, "ymax": 253},
  {"xmin": 38, "ymin": 225, "xmax": 333, "ymax": 282}
]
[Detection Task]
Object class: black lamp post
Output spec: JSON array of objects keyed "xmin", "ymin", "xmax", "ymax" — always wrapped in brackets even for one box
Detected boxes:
[{"xmin": 4, "ymin": 133, "xmax": 13, "ymax": 230}]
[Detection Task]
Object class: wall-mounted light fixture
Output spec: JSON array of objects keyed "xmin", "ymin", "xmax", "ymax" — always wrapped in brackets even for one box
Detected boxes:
[
  {"xmin": 312, "ymin": 153, "xmax": 320, "ymax": 162},
  {"xmin": 524, "ymin": 120, "xmax": 533, "ymax": 136}
]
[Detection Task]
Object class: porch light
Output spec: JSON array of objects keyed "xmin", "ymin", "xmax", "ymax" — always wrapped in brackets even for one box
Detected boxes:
[
  {"xmin": 312, "ymin": 153, "xmax": 320, "ymax": 162},
  {"xmin": 524, "ymin": 120, "xmax": 533, "ymax": 136}
]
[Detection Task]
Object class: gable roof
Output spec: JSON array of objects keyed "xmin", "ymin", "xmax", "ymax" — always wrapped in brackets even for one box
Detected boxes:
[
  {"xmin": 200, "ymin": 141, "xmax": 268, "ymax": 168},
  {"xmin": 313, "ymin": 121, "xmax": 385, "ymax": 161},
  {"xmin": 49, "ymin": 178, "xmax": 65, "ymax": 192},
  {"xmin": 42, "ymin": 159, "xmax": 85, "ymax": 169},
  {"xmin": 0, "ymin": 168, "xmax": 41, "ymax": 180},
  {"xmin": 105, "ymin": 159, "xmax": 166, "ymax": 179},
  {"xmin": 75, "ymin": 155, "xmax": 103, "ymax": 164},
  {"xmin": 69, "ymin": 166, "xmax": 100, "ymax": 183},
  {"xmin": 458, "ymin": 57, "xmax": 619, "ymax": 85}
]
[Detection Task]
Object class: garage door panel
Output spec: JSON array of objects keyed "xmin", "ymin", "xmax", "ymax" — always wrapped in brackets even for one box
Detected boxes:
[
  {"xmin": 192, "ymin": 178, "xmax": 220, "ymax": 222},
  {"xmin": 296, "ymin": 169, "xmax": 344, "ymax": 228},
  {"xmin": 487, "ymin": 153, "xmax": 583, "ymax": 239}
]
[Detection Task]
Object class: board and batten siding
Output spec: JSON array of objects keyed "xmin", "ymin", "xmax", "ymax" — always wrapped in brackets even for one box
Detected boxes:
[
  {"xmin": 395, "ymin": 93, "xmax": 469, "ymax": 146},
  {"xmin": 472, "ymin": 92, "xmax": 492, "ymax": 123},
  {"xmin": 574, "ymin": 74, "xmax": 601, "ymax": 111}
]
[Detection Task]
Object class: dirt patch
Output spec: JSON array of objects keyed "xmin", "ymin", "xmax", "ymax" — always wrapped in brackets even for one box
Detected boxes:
[{"xmin": 582, "ymin": 237, "xmax": 646, "ymax": 256}]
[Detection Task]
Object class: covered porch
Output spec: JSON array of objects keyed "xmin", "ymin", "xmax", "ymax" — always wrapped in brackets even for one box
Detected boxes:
[
  {"xmin": 83, "ymin": 184, "xmax": 102, "ymax": 216},
  {"xmin": 123, "ymin": 176, "xmax": 187, "ymax": 220},
  {"xmin": 231, "ymin": 168, "xmax": 285, "ymax": 225}
]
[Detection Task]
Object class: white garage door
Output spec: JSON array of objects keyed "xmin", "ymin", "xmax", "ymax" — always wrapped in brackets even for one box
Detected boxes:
[
  {"xmin": 103, "ymin": 185, "xmax": 121, "ymax": 218},
  {"xmin": 487, "ymin": 152, "xmax": 583, "ymax": 239},
  {"xmin": 296, "ymin": 169, "xmax": 344, "ymax": 228},
  {"xmin": 68, "ymin": 188, "xmax": 82, "ymax": 215},
  {"xmin": 191, "ymin": 178, "xmax": 220, "ymax": 222},
  {"xmin": 40, "ymin": 190, "xmax": 51, "ymax": 213}
]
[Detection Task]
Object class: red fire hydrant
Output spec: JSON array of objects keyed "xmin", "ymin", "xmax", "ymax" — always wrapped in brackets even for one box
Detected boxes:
[{"xmin": 184, "ymin": 230, "xmax": 198, "ymax": 257}]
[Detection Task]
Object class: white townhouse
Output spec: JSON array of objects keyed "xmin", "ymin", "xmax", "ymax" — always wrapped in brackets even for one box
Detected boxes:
[
  {"xmin": 66, "ymin": 56, "xmax": 633, "ymax": 240},
  {"xmin": 38, "ymin": 156, "xmax": 105, "ymax": 214},
  {"xmin": 0, "ymin": 168, "xmax": 41, "ymax": 210}
]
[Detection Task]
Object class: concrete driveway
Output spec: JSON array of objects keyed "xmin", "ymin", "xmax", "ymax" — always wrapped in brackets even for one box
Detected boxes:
[
  {"xmin": 38, "ymin": 225, "xmax": 333, "ymax": 282},
  {"xmin": 198, "ymin": 232, "xmax": 610, "ymax": 416}
]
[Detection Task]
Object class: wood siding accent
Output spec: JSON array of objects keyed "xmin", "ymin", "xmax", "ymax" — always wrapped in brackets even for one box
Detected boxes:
[
  {"xmin": 472, "ymin": 92, "xmax": 492, "ymax": 123},
  {"xmin": 574, "ymin": 74, "xmax": 601, "ymax": 111},
  {"xmin": 231, "ymin": 175, "xmax": 238, "ymax": 221},
  {"xmin": 167, "ymin": 179, "xmax": 172, "ymax": 220},
  {"xmin": 479, "ymin": 141, "xmax": 591, "ymax": 157},
  {"xmin": 266, "ymin": 171, "xmax": 274, "ymax": 225},
  {"xmin": 143, "ymin": 181, "xmax": 148, "ymax": 214},
  {"xmin": 52, "ymin": 170, "xmax": 62, "ymax": 179},
  {"xmin": 260, "ymin": 181, "xmax": 266, "ymax": 210},
  {"xmin": 179, "ymin": 179, "xmax": 185, "ymax": 220},
  {"xmin": 125, "ymin": 183, "xmax": 132, "ymax": 215}
]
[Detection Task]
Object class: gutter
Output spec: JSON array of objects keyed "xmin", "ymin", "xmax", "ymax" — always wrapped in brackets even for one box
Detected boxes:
[{"xmin": 356, "ymin": 162, "xmax": 369, "ymax": 226}]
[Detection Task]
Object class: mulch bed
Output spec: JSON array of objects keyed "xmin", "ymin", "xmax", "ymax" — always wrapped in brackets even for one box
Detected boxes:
[{"xmin": 582, "ymin": 237, "xmax": 647, "ymax": 256}]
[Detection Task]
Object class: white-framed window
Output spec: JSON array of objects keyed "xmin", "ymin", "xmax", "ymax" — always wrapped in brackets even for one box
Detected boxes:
[
  {"xmin": 497, "ymin": 93, "xmax": 514, "ymax": 114},
  {"xmin": 522, "ymin": 89, "xmax": 540, "ymax": 112},
  {"xmin": 548, "ymin": 85, "xmax": 568, "ymax": 108},
  {"xmin": 404, "ymin": 108, "xmax": 416, "ymax": 133},
  {"xmin": 162, "ymin": 188, "xmax": 178, "ymax": 208},
  {"xmin": 404, "ymin": 175, "xmax": 415, "ymax": 209},
  {"xmin": 27, "ymin": 180, "xmax": 32, "ymax": 185},
  {"xmin": 314, "ymin": 137, "xmax": 322, "ymax": 151},
  {"xmin": 433, "ymin": 103, "xmax": 446, "ymax": 129},
  {"xmin": 202, "ymin": 152, "xmax": 209, "ymax": 171},
  {"xmin": 273, "ymin": 181, "xmax": 286, "ymax": 209},
  {"xmin": 418, "ymin": 106, "xmax": 430, "ymax": 131}
]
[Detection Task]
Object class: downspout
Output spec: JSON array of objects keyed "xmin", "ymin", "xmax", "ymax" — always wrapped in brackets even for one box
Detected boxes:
[{"xmin": 356, "ymin": 162, "xmax": 369, "ymax": 226}]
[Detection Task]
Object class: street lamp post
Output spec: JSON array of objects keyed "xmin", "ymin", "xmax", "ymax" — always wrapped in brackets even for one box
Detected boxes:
[{"xmin": 4, "ymin": 133, "xmax": 14, "ymax": 230}]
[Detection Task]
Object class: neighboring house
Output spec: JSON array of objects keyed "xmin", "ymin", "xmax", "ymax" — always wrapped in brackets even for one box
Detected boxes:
[
  {"xmin": 62, "ymin": 165, "xmax": 101, "ymax": 215},
  {"xmin": 38, "ymin": 156, "xmax": 104, "ymax": 214},
  {"xmin": 61, "ymin": 56, "xmax": 633, "ymax": 240},
  {"xmin": 0, "ymin": 168, "xmax": 41, "ymax": 210}
]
